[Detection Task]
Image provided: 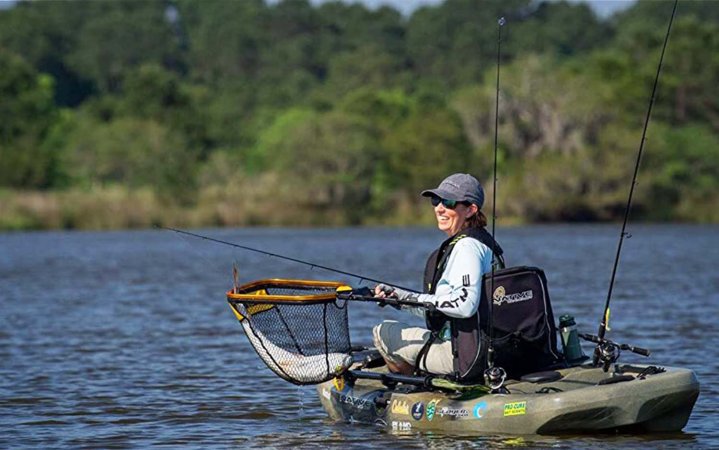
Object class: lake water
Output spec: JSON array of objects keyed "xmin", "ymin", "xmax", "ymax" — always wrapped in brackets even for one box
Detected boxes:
[{"xmin": 1, "ymin": 225, "xmax": 717, "ymax": 448}]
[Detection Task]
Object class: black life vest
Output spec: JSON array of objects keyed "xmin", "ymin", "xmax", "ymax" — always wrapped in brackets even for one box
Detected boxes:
[{"xmin": 422, "ymin": 227, "xmax": 504, "ymax": 382}]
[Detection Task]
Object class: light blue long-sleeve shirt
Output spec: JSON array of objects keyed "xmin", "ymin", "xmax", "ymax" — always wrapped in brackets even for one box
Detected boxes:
[{"xmin": 409, "ymin": 238, "xmax": 494, "ymax": 319}]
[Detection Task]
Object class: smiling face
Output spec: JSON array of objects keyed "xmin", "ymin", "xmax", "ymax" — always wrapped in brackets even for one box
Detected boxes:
[{"xmin": 433, "ymin": 200, "xmax": 478, "ymax": 236}]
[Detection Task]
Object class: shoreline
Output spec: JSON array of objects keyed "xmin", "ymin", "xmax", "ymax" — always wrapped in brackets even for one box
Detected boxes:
[{"xmin": 0, "ymin": 187, "xmax": 712, "ymax": 232}]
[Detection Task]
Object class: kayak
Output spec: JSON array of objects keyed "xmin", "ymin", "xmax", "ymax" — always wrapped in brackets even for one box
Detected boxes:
[
  {"xmin": 316, "ymin": 359, "xmax": 699, "ymax": 434},
  {"xmin": 224, "ymin": 278, "xmax": 700, "ymax": 435}
]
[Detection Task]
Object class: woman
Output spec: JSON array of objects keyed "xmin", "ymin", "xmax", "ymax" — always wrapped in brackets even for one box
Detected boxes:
[{"xmin": 372, "ymin": 173, "xmax": 503, "ymax": 377}]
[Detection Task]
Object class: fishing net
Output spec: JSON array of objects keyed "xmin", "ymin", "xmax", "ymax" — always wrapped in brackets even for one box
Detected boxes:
[{"xmin": 227, "ymin": 279, "xmax": 353, "ymax": 385}]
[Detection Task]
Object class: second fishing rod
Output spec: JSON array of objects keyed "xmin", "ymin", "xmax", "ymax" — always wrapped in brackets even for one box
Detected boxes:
[
  {"xmin": 484, "ymin": 15, "xmax": 506, "ymax": 386},
  {"xmin": 591, "ymin": 0, "xmax": 679, "ymax": 366}
]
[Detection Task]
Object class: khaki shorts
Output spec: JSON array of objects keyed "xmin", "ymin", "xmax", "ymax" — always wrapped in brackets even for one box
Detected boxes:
[{"xmin": 372, "ymin": 320, "xmax": 454, "ymax": 375}]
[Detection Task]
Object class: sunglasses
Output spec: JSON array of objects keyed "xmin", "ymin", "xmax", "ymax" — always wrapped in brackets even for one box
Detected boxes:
[{"xmin": 430, "ymin": 197, "xmax": 469, "ymax": 209}]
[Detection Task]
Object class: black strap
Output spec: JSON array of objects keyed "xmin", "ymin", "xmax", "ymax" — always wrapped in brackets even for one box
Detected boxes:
[
  {"xmin": 414, "ymin": 331, "xmax": 439, "ymax": 375},
  {"xmin": 494, "ymin": 253, "xmax": 506, "ymax": 270}
]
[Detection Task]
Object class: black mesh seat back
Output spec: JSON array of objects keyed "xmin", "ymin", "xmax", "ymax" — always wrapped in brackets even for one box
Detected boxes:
[{"xmin": 480, "ymin": 266, "xmax": 561, "ymax": 379}]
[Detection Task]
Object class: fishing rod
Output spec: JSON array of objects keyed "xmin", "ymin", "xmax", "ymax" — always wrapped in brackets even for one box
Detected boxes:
[
  {"xmin": 484, "ymin": 16, "xmax": 506, "ymax": 389},
  {"xmin": 593, "ymin": 0, "xmax": 679, "ymax": 366},
  {"xmin": 161, "ymin": 226, "xmax": 416, "ymax": 292}
]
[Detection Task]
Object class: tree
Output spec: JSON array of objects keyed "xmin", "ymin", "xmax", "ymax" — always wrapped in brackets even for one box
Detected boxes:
[
  {"xmin": 0, "ymin": 50, "xmax": 58, "ymax": 188},
  {"xmin": 382, "ymin": 106, "xmax": 472, "ymax": 199},
  {"xmin": 509, "ymin": 1, "xmax": 611, "ymax": 57},
  {"xmin": 595, "ymin": 13, "xmax": 719, "ymax": 129},
  {"xmin": 178, "ymin": 0, "xmax": 266, "ymax": 82},
  {"xmin": 252, "ymin": 108, "xmax": 380, "ymax": 222},
  {"xmin": 59, "ymin": 114, "xmax": 197, "ymax": 203},
  {"xmin": 642, "ymin": 124, "xmax": 719, "ymax": 222},
  {"xmin": 117, "ymin": 64, "xmax": 212, "ymax": 157},
  {"xmin": 453, "ymin": 54, "xmax": 613, "ymax": 162},
  {"xmin": 660, "ymin": 17, "xmax": 719, "ymax": 129},
  {"xmin": 0, "ymin": 0, "xmax": 94, "ymax": 105},
  {"xmin": 64, "ymin": 1, "xmax": 186, "ymax": 93},
  {"xmin": 321, "ymin": 44, "xmax": 408, "ymax": 99},
  {"xmin": 406, "ymin": 0, "xmax": 529, "ymax": 89}
]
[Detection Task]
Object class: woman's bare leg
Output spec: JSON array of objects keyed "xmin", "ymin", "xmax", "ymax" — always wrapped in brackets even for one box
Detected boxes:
[{"xmin": 385, "ymin": 358, "xmax": 414, "ymax": 375}]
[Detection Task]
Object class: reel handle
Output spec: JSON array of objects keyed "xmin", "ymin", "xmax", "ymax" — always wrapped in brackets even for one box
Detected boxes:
[
  {"xmin": 578, "ymin": 333, "xmax": 601, "ymax": 343},
  {"xmin": 620, "ymin": 344, "xmax": 651, "ymax": 357}
]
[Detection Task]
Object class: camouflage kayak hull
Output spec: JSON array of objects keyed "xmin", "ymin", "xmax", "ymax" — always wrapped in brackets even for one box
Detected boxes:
[{"xmin": 316, "ymin": 364, "xmax": 699, "ymax": 435}]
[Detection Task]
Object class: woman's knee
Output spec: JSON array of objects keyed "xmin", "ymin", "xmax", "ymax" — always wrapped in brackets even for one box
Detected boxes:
[{"xmin": 372, "ymin": 322, "xmax": 384, "ymax": 349}]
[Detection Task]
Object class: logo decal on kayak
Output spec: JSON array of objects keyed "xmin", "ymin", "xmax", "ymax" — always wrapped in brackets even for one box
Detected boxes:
[
  {"xmin": 339, "ymin": 394, "xmax": 373, "ymax": 410},
  {"xmin": 473, "ymin": 401, "xmax": 488, "ymax": 418},
  {"xmin": 493, "ymin": 286, "xmax": 533, "ymax": 306},
  {"xmin": 438, "ymin": 406, "xmax": 468, "ymax": 418},
  {"xmin": 426, "ymin": 399, "xmax": 440, "ymax": 421},
  {"xmin": 391, "ymin": 421, "xmax": 412, "ymax": 432},
  {"xmin": 503, "ymin": 401, "xmax": 527, "ymax": 416},
  {"xmin": 391, "ymin": 400, "xmax": 410, "ymax": 415},
  {"xmin": 411, "ymin": 402, "xmax": 424, "ymax": 420}
]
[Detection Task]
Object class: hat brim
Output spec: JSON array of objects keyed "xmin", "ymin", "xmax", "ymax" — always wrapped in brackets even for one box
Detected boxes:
[{"xmin": 421, "ymin": 188, "xmax": 464, "ymax": 202}]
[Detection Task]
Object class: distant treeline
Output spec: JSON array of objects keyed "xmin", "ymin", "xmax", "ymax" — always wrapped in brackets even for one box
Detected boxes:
[{"xmin": 1, "ymin": 0, "xmax": 718, "ymax": 230}]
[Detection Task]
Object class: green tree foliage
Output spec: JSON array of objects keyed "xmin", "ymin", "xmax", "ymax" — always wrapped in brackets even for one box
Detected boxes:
[
  {"xmin": 321, "ymin": 44, "xmax": 407, "ymax": 99},
  {"xmin": 0, "ymin": 50, "xmax": 57, "ymax": 188},
  {"xmin": 660, "ymin": 17, "xmax": 719, "ymax": 128},
  {"xmin": 406, "ymin": 0, "xmax": 523, "ymax": 90},
  {"xmin": 0, "ymin": 1, "xmax": 93, "ymax": 105},
  {"xmin": 253, "ymin": 108, "xmax": 380, "ymax": 223},
  {"xmin": 116, "ymin": 64, "xmax": 212, "ymax": 157},
  {"xmin": 338, "ymin": 88, "xmax": 417, "ymax": 130},
  {"xmin": 0, "ymin": 1, "xmax": 185, "ymax": 99},
  {"xmin": 64, "ymin": 1, "xmax": 185, "ymax": 93},
  {"xmin": 453, "ymin": 55, "xmax": 613, "ymax": 159},
  {"xmin": 177, "ymin": 0, "xmax": 266, "ymax": 83},
  {"xmin": 642, "ymin": 124, "xmax": 719, "ymax": 222},
  {"xmin": 509, "ymin": 1, "xmax": 611, "ymax": 57},
  {"xmin": 383, "ymin": 106, "xmax": 471, "ymax": 197},
  {"xmin": 0, "ymin": 0, "xmax": 717, "ymax": 228},
  {"xmin": 59, "ymin": 114, "xmax": 197, "ymax": 203},
  {"xmin": 613, "ymin": 0, "xmax": 719, "ymax": 30},
  {"xmin": 593, "ymin": 12, "xmax": 719, "ymax": 129}
]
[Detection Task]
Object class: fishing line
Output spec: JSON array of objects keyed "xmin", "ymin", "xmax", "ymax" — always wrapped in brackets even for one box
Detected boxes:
[
  {"xmin": 160, "ymin": 226, "xmax": 416, "ymax": 292},
  {"xmin": 170, "ymin": 224, "xmax": 234, "ymax": 271},
  {"xmin": 595, "ymin": 0, "xmax": 679, "ymax": 362}
]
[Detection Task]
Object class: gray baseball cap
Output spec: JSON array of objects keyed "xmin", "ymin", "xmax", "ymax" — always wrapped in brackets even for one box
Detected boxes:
[{"xmin": 421, "ymin": 173, "xmax": 485, "ymax": 207}]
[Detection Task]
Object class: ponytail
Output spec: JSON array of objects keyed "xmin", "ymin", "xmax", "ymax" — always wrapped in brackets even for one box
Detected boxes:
[{"xmin": 465, "ymin": 209, "xmax": 487, "ymax": 229}]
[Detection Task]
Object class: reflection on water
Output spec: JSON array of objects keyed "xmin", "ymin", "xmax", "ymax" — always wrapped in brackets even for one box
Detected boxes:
[{"xmin": 0, "ymin": 225, "xmax": 717, "ymax": 448}]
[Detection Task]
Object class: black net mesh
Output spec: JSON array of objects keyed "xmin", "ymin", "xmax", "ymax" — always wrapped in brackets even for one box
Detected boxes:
[{"xmin": 228, "ymin": 280, "xmax": 352, "ymax": 385}]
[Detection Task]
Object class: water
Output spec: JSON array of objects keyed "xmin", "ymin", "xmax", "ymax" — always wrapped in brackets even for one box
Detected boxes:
[{"xmin": 1, "ymin": 225, "xmax": 717, "ymax": 448}]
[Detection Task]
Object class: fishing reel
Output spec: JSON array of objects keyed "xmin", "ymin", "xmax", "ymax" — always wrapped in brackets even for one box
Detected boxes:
[{"xmin": 579, "ymin": 333, "xmax": 651, "ymax": 373}]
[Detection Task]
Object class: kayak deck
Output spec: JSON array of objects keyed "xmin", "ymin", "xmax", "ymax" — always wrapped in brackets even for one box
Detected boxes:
[{"xmin": 317, "ymin": 363, "xmax": 699, "ymax": 435}]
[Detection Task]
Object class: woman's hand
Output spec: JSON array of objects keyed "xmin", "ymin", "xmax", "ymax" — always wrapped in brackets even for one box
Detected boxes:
[
  {"xmin": 374, "ymin": 284, "xmax": 418, "ymax": 302},
  {"xmin": 374, "ymin": 283, "xmax": 396, "ymax": 299}
]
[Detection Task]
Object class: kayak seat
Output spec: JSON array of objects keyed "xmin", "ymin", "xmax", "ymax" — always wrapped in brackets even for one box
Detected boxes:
[{"xmin": 520, "ymin": 370, "xmax": 562, "ymax": 383}]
